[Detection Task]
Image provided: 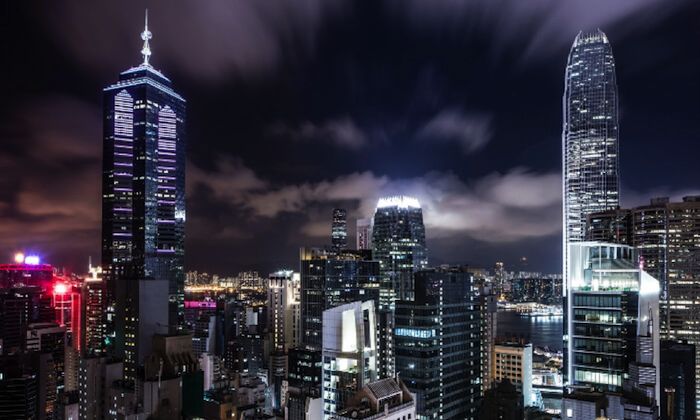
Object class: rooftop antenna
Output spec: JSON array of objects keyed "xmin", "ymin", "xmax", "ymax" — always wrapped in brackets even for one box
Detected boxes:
[{"xmin": 141, "ymin": 9, "xmax": 152, "ymax": 66}]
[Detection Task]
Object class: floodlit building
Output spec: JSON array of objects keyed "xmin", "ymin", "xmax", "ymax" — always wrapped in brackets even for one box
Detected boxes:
[
  {"xmin": 563, "ymin": 242, "xmax": 660, "ymax": 418},
  {"xmin": 321, "ymin": 301, "xmax": 378, "ymax": 418}
]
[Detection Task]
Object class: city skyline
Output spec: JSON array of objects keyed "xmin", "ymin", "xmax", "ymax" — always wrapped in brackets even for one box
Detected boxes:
[
  {"xmin": 1, "ymin": 4, "xmax": 698, "ymax": 419},
  {"xmin": 2, "ymin": 2, "xmax": 699, "ymax": 276}
]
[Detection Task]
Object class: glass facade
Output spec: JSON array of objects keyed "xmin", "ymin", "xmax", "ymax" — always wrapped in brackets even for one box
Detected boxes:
[
  {"xmin": 299, "ymin": 248, "xmax": 379, "ymax": 352},
  {"xmin": 394, "ymin": 267, "xmax": 481, "ymax": 420},
  {"xmin": 371, "ymin": 196, "xmax": 427, "ymax": 305},
  {"xmin": 565, "ymin": 243, "xmax": 660, "ymax": 397},
  {"xmin": 102, "ymin": 59, "xmax": 186, "ymax": 382}
]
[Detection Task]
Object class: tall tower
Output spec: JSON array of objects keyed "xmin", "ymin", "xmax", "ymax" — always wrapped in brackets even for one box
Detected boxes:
[
  {"xmin": 562, "ymin": 29, "xmax": 620, "ymax": 286},
  {"xmin": 371, "ymin": 196, "xmax": 427, "ymax": 378},
  {"xmin": 562, "ymin": 30, "xmax": 619, "ymax": 389},
  {"xmin": 331, "ymin": 208, "xmax": 348, "ymax": 251},
  {"xmin": 101, "ymin": 11, "xmax": 186, "ymax": 383}
]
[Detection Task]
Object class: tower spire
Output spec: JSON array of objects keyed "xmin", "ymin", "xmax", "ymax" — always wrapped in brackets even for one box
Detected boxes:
[{"xmin": 141, "ymin": 9, "xmax": 152, "ymax": 66}]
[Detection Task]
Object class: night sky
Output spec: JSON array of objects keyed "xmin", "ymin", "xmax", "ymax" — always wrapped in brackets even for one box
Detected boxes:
[{"xmin": 2, "ymin": 1, "xmax": 699, "ymax": 275}]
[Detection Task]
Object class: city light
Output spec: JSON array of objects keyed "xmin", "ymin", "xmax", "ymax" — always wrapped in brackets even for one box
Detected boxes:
[
  {"xmin": 53, "ymin": 283, "xmax": 68, "ymax": 295},
  {"xmin": 13, "ymin": 252, "xmax": 25, "ymax": 263},
  {"xmin": 24, "ymin": 255, "xmax": 40, "ymax": 265}
]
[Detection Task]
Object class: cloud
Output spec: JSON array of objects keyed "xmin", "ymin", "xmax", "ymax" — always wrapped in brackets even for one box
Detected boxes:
[
  {"xmin": 40, "ymin": 1, "xmax": 349, "ymax": 82},
  {"xmin": 268, "ymin": 117, "xmax": 368, "ymax": 150},
  {"xmin": 0, "ymin": 96, "xmax": 102, "ymax": 270},
  {"xmin": 189, "ymin": 159, "xmax": 563, "ymax": 243},
  {"xmin": 389, "ymin": 0, "xmax": 689, "ymax": 63},
  {"xmin": 418, "ymin": 109, "xmax": 492, "ymax": 154}
]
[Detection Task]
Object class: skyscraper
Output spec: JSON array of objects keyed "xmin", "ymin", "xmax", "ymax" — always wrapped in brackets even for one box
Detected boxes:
[
  {"xmin": 564, "ymin": 243, "xmax": 659, "ymax": 404},
  {"xmin": 102, "ymin": 12, "xmax": 186, "ymax": 383},
  {"xmin": 562, "ymin": 29, "xmax": 620, "ymax": 293},
  {"xmin": 331, "ymin": 208, "xmax": 348, "ymax": 251},
  {"xmin": 299, "ymin": 248, "xmax": 379, "ymax": 352},
  {"xmin": 371, "ymin": 196, "xmax": 427, "ymax": 304},
  {"xmin": 321, "ymin": 300, "xmax": 377, "ymax": 418},
  {"xmin": 371, "ymin": 196, "xmax": 427, "ymax": 378},
  {"xmin": 394, "ymin": 267, "xmax": 481, "ymax": 419}
]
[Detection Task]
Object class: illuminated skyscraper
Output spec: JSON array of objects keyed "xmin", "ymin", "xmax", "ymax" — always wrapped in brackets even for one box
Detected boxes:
[
  {"xmin": 101, "ymin": 12, "xmax": 186, "ymax": 383},
  {"xmin": 394, "ymin": 267, "xmax": 481, "ymax": 419},
  {"xmin": 331, "ymin": 208, "xmax": 348, "ymax": 251},
  {"xmin": 371, "ymin": 196, "xmax": 427, "ymax": 304},
  {"xmin": 562, "ymin": 29, "xmax": 620, "ymax": 293}
]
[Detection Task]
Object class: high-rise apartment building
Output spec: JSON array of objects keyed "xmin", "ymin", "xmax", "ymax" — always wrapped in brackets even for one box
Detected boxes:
[
  {"xmin": 331, "ymin": 208, "xmax": 348, "ymax": 251},
  {"xmin": 562, "ymin": 29, "xmax": 620, "ymax": 308},
  {"xmin": 394, "ymin": 267, "xmax": 481, "ymax": 419},
  {"xmin": 82, "ymin": 263, "xmax": 105, "ymax": 356},
  {"xmin": 101, "ymin": 13, "xmax": 186, "ymax": 383},
  {"xmin": 492, "ymin": 341, "xmax": 533, "ymax": 407},
  {"xmin": 268, "ymin": 270, "xmax": 301, "ymax": 412},
  {"xmin": 321, "ymin": 301, "xmax": 377, "ymax": 418}
]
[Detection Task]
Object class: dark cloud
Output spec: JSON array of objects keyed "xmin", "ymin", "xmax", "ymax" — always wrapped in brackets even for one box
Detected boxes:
[
  {"xmin": 3, "ymin": 2, "xmax": 698, "ymax": 275},
  {"xmin": 388, "ymin": 0, "xmax": 691, "ymax": 62},
  {"xmin": 267, "ymin": 118, "xmax": 368, "ymax": 150},
  {"xmin": 40, "ymin": 0, "xmax": 349, "ymax": 82},
  {"xmin": 0, "ymin": 97, "xmax": 101, "ymax": 271},
  {"xmin": 417, "ymin": 109, "xmax": 492, "ymax": 154}
]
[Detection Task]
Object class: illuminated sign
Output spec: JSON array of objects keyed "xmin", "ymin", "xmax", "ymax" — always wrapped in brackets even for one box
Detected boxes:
[
  {"xmin": 24, "ymin": 255, "xmax": 40, "ymax": 265},
  {"xmin": 395, "ymin": 328, "xmax": 435, "ymax": 339}
]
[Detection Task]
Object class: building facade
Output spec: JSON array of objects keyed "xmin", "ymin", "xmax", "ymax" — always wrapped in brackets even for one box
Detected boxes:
[
  {"xmin": 492, "ymin": 341, "xmax": 533, "ymax": 407},
  {"xmin": 562, "ymin": 32, "xmax": 620, "ymax": 375},
  {"xmin": 321, "ymin": 301, "xmax": 377, "ymax": 418},
  {"xmin": 394, "ymin": 267, "xmax": 481, "ymax": 419},
  {"xmin": 101, "ymin": 14, "xmax": 186, "ymax": 383},
  {"xmin": 331, "ymin": 208, "xmax": 348, "ymax": 251},
  {"xmin": 587, "ymin": 196, "xmax": 700, "ymax": 413},
  {"xmin": 564, "ymin": 243, "xmax": 659, "ymax": 399}
]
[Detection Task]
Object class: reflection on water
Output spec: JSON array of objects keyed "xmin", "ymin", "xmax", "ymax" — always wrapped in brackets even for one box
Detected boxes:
[{"xmin": 497, "ymin": 310, "xmax": 563, "ymax": 351}]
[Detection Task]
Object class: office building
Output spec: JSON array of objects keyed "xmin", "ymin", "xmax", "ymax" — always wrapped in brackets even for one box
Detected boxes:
[
  {"xmin": 371, "ymin": 195, "xmax": 427, "ymax": 304},
  {"xmin": 586, "ymin": 208, "xmax": 632, "ymax": 245},
  {"xmin": 321, "ymin": 301, "xmax": 378, "ymax": 418},
  {"xmin": 660, "ymin": 341, "xmax": 696, "ymax": 420},
  {"xmin": 299, "ymin": 247, "xmax": 380, "ymax": 351},
  {"xmin": 492, "ymin": 341, "xmax": 533, "ymax": 407},
  {"xmin": 333, "ymin": 378, "xmax": 416, "ymax": 420},
  {"xmin": 371, "ymin": 196, "xmax": 427, "ymax": 378},
  {"xmin": 332, "ymin": 208, "xmax": 348, "ymax": 251},
  {"xmin": 101, "ymin": 12, "xmax": 186, "ymax": 383},
  {"xmin": 562, "ymin": 29, "xmax": 620, "ymax": 284},
  {"xmin": 565, "ymin": 243, "xmax": 659, "ymax": 392},
  {"xmin": 394, "ymin": 267, "xmax": 481, "ymax": 419},
  {"xmin": 587, "ymin": 196, "xmax": 700, "ymax": 412}
]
